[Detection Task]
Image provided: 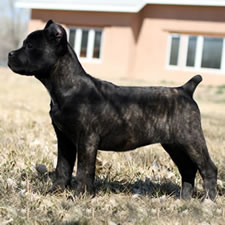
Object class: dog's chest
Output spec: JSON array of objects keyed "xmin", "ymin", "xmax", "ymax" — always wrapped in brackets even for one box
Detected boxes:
[{"xmin": 49, "ymin": 103, "xmax": 65, "ymax": 131}]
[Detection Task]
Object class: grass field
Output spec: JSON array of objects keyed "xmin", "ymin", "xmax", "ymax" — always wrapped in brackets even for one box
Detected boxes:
[{"xmin": 0, "ymin": 67, "xmax": 224, "ymax": 225}]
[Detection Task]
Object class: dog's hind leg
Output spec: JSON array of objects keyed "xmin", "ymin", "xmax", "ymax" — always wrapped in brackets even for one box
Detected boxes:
[
  {"xmin": 162, "ymin": 144, "xmax": 198, "ymax": 200},
  {"xmin": 162, "ymin": 141, "xmax": 217, "ymax": 201},
  {"xmin": 182, "ymin": 143, "xmax": 217, "ymax": 201}
]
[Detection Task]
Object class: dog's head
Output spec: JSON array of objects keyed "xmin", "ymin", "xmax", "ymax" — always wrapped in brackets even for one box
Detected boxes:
[{"xmin": 8, "ymin": 20, "xmax": 68, "ymax": 76}]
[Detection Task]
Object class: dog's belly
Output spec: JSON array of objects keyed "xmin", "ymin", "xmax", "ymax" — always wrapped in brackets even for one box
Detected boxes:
[
  {"xmin": 98, "ymin": 124, "xmax": 159, "ymax": 151},
  {"xmin": 98, "ymin": 138, "xmax": 152, "ymax": 152},
  {"xmin": 96, "ymin": 103, "xmax": 171, "ymax": 151}
]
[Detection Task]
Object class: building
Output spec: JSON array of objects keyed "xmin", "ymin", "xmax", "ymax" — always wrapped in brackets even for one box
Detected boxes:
[{"xmin": 16, "ymin": 0, "xmax": 225, "ymax": 85}]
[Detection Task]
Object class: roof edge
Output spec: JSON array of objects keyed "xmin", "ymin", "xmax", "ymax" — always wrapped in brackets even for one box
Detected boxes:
[
  {"xmin": 15, "ymin": 2, "xmax": 145, "ymax": 13},
  {"xmin": 146, "ymin": 0, "xmax": 225, "ymax": 7},
  {"xmin": 15, "ymin": 0, "xmax": 225, "ymax": 13}
]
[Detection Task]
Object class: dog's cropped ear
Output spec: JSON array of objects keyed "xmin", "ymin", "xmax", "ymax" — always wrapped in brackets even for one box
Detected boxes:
[
  {"xmin": 44, "ymin": 21, "xmax": 67, "ymax": 49},
  {"xmin": 44, "ymin": 20, "xmax": 54, "ymax": 29}
]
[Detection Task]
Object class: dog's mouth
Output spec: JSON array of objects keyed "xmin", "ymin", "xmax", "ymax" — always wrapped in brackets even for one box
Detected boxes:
[
  {"xmin": 8, "ymin": 61, "xmax": 22, "ymax": 73},
  {"xmin": 8, "ymin": 61, "xmax": 31, "ymax": 76},
  {"xmin": 8, "ymin": 57, "xmax": 33, "ymax": 76}
]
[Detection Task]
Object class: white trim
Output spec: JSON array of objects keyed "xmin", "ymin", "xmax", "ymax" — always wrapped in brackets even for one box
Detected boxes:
[
  {"xmin": 98, "ymin": 29, "xmax": 104, "ymax": 60},
  {"xmin": 75, "ymin": 29, "xmax": 82, "ymax": 57},
  {"xmin": 65, "ymin": 27, "xmax": 70, "ymax": 44},
  {"xmin": 147, "ymin": 0, "xmax": 225, "ymax": 7},
  {"xmin": 15, "ymin": 0, "xmax": 225, "ymax": 13},
  {"xmin": 87, "ymin": 29, "xmax": 95, "ymax": 59},
  {"xmin": 195, "ymin": 36, "xmax": 203, "ymax": 69},
  {"xmin": 182, "ymin": 35, "xmax": 188, "ymax": 69},
  {"xmin": 15, "ymin": 1, "xmax": 145, "ymax": 13},
  {"xmin": 165, "ymin": 34, "xmax": 172, "ymax": 70},
  {"xmin": 179, "ymin": 35, "xmax": 188, "ymax": 69}
]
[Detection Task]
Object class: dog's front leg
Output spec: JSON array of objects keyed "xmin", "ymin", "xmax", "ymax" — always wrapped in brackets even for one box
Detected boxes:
[
  {"xmin": 75, "ymin": 134, "xmax": 99, "ymax": 195},
  {"xmin": 49, "ymin": 123, "xmax": 77, "ymax": 193}
]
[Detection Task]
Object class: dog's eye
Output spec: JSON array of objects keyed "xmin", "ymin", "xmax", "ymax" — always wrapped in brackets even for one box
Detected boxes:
[{"xmin": 27, "ymin": 43, "xmax": 33, "ymax": 49}]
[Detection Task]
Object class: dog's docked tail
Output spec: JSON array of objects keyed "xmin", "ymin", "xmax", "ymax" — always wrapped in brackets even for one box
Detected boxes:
[{"xmin": 181, "ymin": 75, "xmax": 202, "ymax": 97}]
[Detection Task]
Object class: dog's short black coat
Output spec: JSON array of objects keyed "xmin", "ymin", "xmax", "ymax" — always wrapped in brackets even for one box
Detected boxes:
[{"xmin": 8, "ymin": 20, "xmax": 217, "ymax": 200}]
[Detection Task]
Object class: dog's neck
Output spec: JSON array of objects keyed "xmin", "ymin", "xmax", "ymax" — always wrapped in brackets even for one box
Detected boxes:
[{"xmin": 36, "ymin": 44, "xmax": 89, "ymax": 108}]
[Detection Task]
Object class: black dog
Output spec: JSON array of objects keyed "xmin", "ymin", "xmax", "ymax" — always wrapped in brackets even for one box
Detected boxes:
[{"xmin": 8, "ymin": 20, "xmax": 217, "ymax": 200}]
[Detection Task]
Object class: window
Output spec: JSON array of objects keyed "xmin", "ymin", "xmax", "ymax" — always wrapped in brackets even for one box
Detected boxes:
[
  {"xmin": 80, "ymin": 30, "xmax": 88, "ymax": 58},
  {"xmin": 93, "ymin": 31, "xmax": 102, "ymax": 59},
  {"xmin": 69, "ymin": 28, "xmax": 103, "ymax": 60},
  {"xmin": 201, "ymin": 37, "xmax": 223, "ymax": 69},
  {"xmin": 69, "ymin": 29, "xmax": 76, "ymax": 50},
  {"xmin": 169, "ymin": 35, "xmax": 180, "ymax": 66},
  {"xmin": 186, "ymin": 36, "xmax": 197, "ymax": 67},
  {"xmin": 168, "ymin": 34, "xmax": 225, "ymax": 72}
]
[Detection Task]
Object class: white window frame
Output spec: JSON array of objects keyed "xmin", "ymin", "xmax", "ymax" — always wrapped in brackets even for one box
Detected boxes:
[
  {"xmin": 68, "ymin": 27, "xmax": 103, "ymax": 63},
  {"xmin": 167, "ymin": 33, "xmax": 225, "ymax": 74}
]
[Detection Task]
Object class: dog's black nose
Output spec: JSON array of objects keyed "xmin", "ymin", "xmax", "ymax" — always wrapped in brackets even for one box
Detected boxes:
[{"xmin": 8, "ymin": 51, "xmax": 15, "ymax": 57}]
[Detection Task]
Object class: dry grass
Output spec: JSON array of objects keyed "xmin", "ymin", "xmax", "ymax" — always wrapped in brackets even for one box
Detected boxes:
[{"xmin": 0, "ymin": 67, "xmax": 224, "ymax": 225}]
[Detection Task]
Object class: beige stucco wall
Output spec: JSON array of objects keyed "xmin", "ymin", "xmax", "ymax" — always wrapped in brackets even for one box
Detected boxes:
[
  {"xmin": 29, "ymin": 5, "xmax": 225, "ymax": 85},
  {"xmin": 132, "ymin": 5, "xmax": 225, "ymax": 85}
]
